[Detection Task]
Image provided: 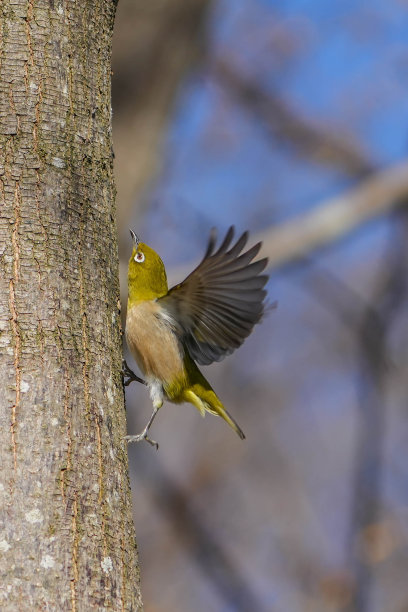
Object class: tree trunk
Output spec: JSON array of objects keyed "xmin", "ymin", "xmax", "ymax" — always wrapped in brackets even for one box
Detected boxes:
[{"xmin": 0, "ymin": 1, "xmax": 142, "ymax": 610}]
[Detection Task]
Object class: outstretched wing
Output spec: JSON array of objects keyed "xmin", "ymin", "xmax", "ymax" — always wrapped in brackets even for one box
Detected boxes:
[{"xmin": 158, "ymin": 226, "xmax": 269, "ymax": 365}]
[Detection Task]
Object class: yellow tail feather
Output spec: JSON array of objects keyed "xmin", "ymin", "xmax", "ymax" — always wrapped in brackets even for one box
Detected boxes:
[{"xmin": 184, "ymin": 389, "xmax": 245, "ymax": 440}]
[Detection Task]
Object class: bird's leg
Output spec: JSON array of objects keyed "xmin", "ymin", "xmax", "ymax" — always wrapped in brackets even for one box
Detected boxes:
[
  {"xmin": 124, "ymin": 404, "xmax": 161, "ymax": 450},
  {"xmin": 122, "ymin": 359, "xmax": 146, "ymax": 386}
]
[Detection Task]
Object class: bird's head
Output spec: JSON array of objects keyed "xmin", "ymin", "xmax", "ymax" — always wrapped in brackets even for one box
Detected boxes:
[{"xmin": 127, "ymin": 230, "xmax": 168, "ymax": 305}]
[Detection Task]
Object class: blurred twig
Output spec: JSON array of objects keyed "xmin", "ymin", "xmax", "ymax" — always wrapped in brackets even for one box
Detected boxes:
[
  {"xmin": 258, "ymin": 159, "xmax": 408, "ymax": 270},
  {"xmin": 345, "ymin": 210, "xmax": 408, "ymax": 612},
  {"xmin": 113, "ymin": 0, "xmax": 212, "ymax": 242},
  {"xmin": 134, "ymin": 455, "xmax": 271, "ymax": 612},
  {"xmin": 293, "ymin": 210, "xmax": 408, "ymax": 611},
  {"xmin": 213, "ymin": 59, "xmax": 376, "ymax": 177}
]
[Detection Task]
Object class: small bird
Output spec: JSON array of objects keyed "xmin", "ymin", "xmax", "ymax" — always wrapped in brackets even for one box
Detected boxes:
[{"xmin": 124, "ymin": 226, "xmax": 269, "ymax": 447}]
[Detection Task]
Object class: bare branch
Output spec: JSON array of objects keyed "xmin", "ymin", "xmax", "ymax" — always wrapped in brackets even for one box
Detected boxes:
[
  {"xmin": 258, "ymin": 160, "xmax": 408, "ymax": 269},
  {"xmin": 113, "ymin": 0, "xmax": 212, "ymax": 243},
  {"xmin": 137, "ymin": 456, "xmax": 271, "ymax": 612},
  {"xmin": 213, "ymin": 60, "xmax": 376, "ymax": 177},
  {"xmin": 344, "ymin": 213, "xmax": 408, "ymax": 612}
]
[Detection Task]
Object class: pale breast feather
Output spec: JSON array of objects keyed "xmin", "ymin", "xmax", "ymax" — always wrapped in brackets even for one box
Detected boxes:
[{"xmin": 126, "ymin": 300, "xmax": 185, "ymax": 382}]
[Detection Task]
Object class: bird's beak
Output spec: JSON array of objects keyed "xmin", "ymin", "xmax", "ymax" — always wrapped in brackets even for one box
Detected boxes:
[{"xmin": 129, "ymin": 229, "xmax": 140, "ymax": 248}]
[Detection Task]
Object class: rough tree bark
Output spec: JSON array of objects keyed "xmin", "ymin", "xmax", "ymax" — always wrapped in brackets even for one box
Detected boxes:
[{"xmin": 0, "ymin": 1, "xmax": 142, "ymax": 610}]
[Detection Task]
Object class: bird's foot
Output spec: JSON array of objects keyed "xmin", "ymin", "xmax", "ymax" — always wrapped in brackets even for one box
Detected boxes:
[
  {"xmin": 124, "ymin": 431, "xmax": 159, "ymax": 450},
  {"xmin": 125, "ymin": 404, "xmax": 160, "ymax": 449},
  {"xmin": 122, "ymin": 360, "xmax": 146, "ymax": 386}
]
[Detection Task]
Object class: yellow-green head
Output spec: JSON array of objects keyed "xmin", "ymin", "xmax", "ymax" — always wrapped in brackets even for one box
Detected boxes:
[{"xmin": 128, "ymin": 230, "xmax": 168, "ymax": 306}]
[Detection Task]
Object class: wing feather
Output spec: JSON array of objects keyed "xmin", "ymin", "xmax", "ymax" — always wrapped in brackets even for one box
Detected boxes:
[{"xmin": 158, "ymin": 226, "xmax": 269, "ymax": 365}]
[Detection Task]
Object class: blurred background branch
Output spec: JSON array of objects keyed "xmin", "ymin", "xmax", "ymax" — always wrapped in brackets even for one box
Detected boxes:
[
  {"xmin": 138, "ymin": 456, "xmax": 272, "ymax": 612},
  {"xmin": 212, "ymin": 59, "xmax": 376, "ymax": 178},
  {"xmin": 346, "ymin": 211, "xmax": 408, "ymax": 612},
  {"xmin": 113, "ymin": 0, "xmax": 213, "ymax": 252},
  {"xmin": 259, "ymin": 160, "xmax": 408, "ymax": 269}
]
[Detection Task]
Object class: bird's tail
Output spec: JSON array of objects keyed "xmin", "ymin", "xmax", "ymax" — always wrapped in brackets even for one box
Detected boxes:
[
  {"xmin": 179, "ymin": 354, "xmax": 246, "ymax": 439},
  {"xmin": 184, "ymin": 387, "xmax": 245, "ymax": 440},
  {"xmin": 212, "ymin": 401, "xmax": 246, "ymax": 440}
]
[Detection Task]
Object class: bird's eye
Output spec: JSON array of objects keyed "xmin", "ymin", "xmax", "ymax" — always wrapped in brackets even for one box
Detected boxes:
[{"xmin": 134, "ymin": 251, "xmax": 145, "ymax": 263}]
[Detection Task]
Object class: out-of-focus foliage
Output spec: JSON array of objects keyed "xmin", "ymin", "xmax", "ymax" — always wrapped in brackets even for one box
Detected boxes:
[{"xmin": 113, "ymin": 1, "xmax": 408, "ymax": 611}]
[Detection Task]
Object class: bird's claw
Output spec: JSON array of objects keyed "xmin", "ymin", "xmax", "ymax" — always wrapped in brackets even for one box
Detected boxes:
[
  {"xmin": 124, "ymin": 433, "xmax": 159, "ymax": 450},
  {"xmin": 122, "ymin": 360, "xmax": 146, "ymax": 386}
]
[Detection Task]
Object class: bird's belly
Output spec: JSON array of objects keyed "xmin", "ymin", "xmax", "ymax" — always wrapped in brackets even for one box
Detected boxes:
[{"xmin": 126, "ymin": 301, "xmax": 185, "ymax": 383}]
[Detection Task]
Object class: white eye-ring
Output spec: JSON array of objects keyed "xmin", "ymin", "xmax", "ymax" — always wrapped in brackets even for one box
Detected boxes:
[{"xmin": 134, "ymin": 251, "xmax": 145, "ymax": 263}]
